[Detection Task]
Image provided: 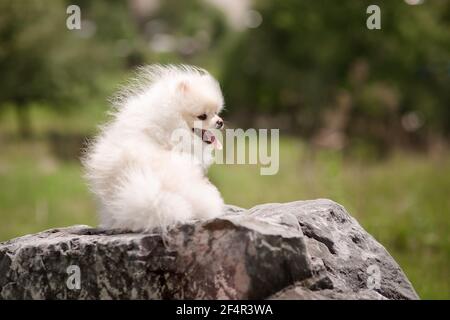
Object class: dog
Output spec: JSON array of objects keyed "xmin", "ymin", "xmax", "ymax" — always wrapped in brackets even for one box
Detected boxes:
[{"xmin": 82, "ymin": 65, "xmax": 225, "ymax": 231}]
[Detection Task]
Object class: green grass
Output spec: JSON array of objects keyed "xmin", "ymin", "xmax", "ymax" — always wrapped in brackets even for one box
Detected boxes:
[
  {"xmin": 0, "ymin": 108, "xmax": 448, "ymax": 299},
  {"xmin": 0, "ymin": 140, "xmax": 97, "ymax": 238}
]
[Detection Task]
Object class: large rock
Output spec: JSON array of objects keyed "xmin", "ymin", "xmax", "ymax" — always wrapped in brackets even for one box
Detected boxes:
[{"xmin": 0, "ymin": 199, "xmax": 419, "ymax": 300}]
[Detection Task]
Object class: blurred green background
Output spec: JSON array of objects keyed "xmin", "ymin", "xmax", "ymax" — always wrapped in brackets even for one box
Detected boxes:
[{"xmin": 0, "ymin": 0, "xmax": 449, "ymax": 299}]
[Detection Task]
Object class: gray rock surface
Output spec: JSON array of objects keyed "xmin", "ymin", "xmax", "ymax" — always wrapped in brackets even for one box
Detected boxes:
[{"xmin": 0, "ymin": 199, "xmax": 419, "ymax": 300}]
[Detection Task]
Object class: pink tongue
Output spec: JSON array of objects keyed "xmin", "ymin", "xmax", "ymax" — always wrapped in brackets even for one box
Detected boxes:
[{"xmin": 203, "ymin": 130, "xmax": 222, "ymax": 150}]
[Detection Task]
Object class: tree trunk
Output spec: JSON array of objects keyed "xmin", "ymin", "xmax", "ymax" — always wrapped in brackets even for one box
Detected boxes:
[{"xmin": 15, "ymin": 104, "xmax": 32, "ymax": 139}]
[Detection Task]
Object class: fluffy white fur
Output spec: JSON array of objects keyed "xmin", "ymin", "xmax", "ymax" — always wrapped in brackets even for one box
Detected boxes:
[{"xmin": 82, "ymin": 65, "xmax": 225, "ymax": 231}]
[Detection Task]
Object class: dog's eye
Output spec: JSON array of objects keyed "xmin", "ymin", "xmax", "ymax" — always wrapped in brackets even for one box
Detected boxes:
[{"xmin": 197, "ymin": 114, "xmax": 207, "ymax": 120}]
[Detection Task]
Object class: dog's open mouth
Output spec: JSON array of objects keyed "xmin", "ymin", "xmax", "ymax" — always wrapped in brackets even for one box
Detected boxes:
[{"xmin": 192, "ymin": 128, "xmax": 222, "ymax": 150}]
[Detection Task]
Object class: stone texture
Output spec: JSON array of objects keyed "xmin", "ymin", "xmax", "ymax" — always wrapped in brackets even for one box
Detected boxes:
[{"xmin": 0, "ymin": 199, "xmax": 419, "ymax": 300}]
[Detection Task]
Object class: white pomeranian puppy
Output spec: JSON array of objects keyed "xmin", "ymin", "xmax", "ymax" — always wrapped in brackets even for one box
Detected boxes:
[{"xmin": 82, "ymin": 65, "xmax": 225, "ymax": 231}]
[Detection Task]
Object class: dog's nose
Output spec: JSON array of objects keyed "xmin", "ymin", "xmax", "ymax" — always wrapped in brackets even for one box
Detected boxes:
[{"xmin": 216, "ymin": 119, "xmax": 224, "ymax": 129}]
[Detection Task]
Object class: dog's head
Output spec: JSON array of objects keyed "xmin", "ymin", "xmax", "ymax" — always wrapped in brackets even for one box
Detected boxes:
[
  {"xmin": 121, "ymin": 65, "xmax": 225, "ymax": 151},
  {"xmin": 173, "ymin": 71, "xmax": 224, "ymax": 150}
]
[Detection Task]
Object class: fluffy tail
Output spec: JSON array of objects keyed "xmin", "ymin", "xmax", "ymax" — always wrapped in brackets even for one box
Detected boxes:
[{"xmin": 99, "ymin": 166, "xmax": 194, "ymax": 232}]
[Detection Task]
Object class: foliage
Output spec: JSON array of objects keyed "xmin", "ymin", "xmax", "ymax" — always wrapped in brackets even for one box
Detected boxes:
[
  {"xmin": 0, "ymin": 0, "xmax": 137, "ymax": 136},
  {"xmin": 221, "ymin": 0, "xmax": 450, "ymax": 149}
]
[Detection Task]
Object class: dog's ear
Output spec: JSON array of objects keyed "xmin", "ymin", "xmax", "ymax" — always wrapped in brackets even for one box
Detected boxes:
[{"xmin": 177, "ymin": 80, "xmax": 190, "ymax": 94}]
